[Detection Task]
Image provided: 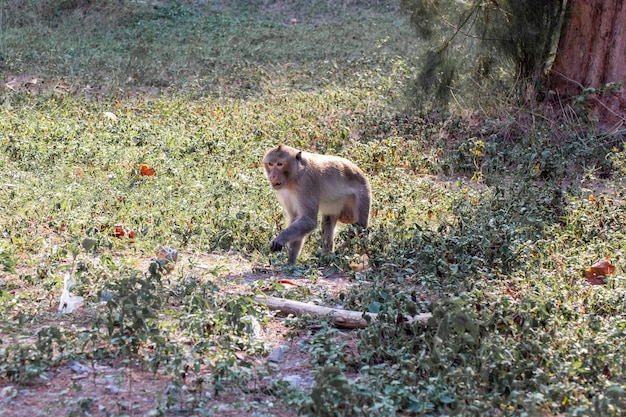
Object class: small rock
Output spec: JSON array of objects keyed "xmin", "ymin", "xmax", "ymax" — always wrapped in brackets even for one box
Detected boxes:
[
  {"xmin": 267, "ymin": 348, "xmax": 284, "ymax": 363},
  {"xmin": 267, "ymin": 345, "xmax": 290, "ymax": 363},
  {"xmin": 297, "ymin": 339, "xmax": 309, "ymax": 351},
  {"xmin": 18, "ymin": 389, "xmax": 32, "ymax": 397},
  {"xmin": 40, "ymin": 371, "xmax": 54, "ymax": 381},
  {"xmin": 156, "ymin": 245, "xmax": 178, "ymax": 262},
  {"xmin": 93, "ymin": 364, "xmax": 113, "ymax": 372},
  {"xmin": 281, "ymin": 375, "xmax": 301, "ymax": 386},
  {"xmin": 1, "ymin": 385, "xmax": 16, "ymax": 399},
  {"xmin": 241, "ymin": 315, "xmax": 263, "ymax": 338},
  {"xmin": 183, "ymin": 274, "xmax": 197, "ymax": 285},
  {"xmin": 281, "ymin": 374, "xmax": 314, "ymax": 389},
  {"xmin": 99, "ymin": 289, "xmax": 114, "ymax": 302},
  {"xmin": 95, "ymin": 375, "xmax": 116, "ymax": 384},
  {"xmin": 69, "ymin": 361, "xmax": 89, "ymax": 374},
  {"xmin": 104, "ymin": 385, "xmax": 122, "ymax": 394}
]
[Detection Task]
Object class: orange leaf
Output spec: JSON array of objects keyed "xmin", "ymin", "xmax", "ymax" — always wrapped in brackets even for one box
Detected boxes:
[
  {"xmin": 584, "ymin": 258, "xmax": 615, "ymax": 285},
  {"xmin": 585, "ymin": 275, "xmax": 606, "ymax": 286},
  {"xmin": 112, "ymin": 225, "xmax": 125, "ymax": 238},
  {"xmin": 140, "ymin": 164, "xmax": 156, "ymax": 176}
]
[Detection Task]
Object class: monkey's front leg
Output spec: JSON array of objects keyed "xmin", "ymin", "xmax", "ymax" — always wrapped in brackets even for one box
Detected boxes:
[
  {"xmin": 269, "ymin": 238, "xmax": 302, "ymax": 264},
  {"xmin": 270, "ymin": 216, "xmax": 316, "ymax": 264},
  {"xmin": 286, "ymin": 240, "xmax": 303, "ymax": 264}
]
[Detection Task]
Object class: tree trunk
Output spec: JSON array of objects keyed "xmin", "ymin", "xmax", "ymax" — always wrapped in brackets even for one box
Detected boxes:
[{"xmin": 548, "ymin": 0, "xmax": 626, "ymax": 129}]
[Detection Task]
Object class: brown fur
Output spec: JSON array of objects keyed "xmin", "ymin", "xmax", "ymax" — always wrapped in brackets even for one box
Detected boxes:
[{"xmin": 263, "ymin": 144, "xmax": 371, "ymax": 264}]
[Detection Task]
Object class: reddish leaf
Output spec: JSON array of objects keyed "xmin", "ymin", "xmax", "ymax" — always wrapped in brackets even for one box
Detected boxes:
[
  {"xmin": 584, "ymin": 258, "xmax": 615, "ymax": 285},
  {"xmin": 103, "ymin": 224, "xmax": 134, "ymax": 241},
  {"xmin": 112, "ymin": 225, "xmax": 125, "ymax": 238},
  {"xmin": 140, "ymin": 164, "xmax": 156, "ymax": 176},
  {"xmin": 585, "ymin": 275, "xmax": 606, "ymax": 286}
]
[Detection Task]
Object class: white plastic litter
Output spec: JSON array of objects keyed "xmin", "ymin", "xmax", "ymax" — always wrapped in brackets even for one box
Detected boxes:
[{"xmin": 58, "ymin": 272, "xmax": 84, "ymax": 313}]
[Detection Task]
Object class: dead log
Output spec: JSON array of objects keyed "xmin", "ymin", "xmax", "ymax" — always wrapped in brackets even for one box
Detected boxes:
[{"xmin": 254, "ymin": 295, "xmax": 432, "ymax": 329}]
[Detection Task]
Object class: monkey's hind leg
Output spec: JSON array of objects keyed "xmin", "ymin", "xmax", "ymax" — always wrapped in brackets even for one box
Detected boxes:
[
  {"xmin": 357, "ymin": 187, "xmax": 371, "ymax": 227},
  {"xmin": 321, "ymin": 214, "xmax": 339, "ymax": 253}
]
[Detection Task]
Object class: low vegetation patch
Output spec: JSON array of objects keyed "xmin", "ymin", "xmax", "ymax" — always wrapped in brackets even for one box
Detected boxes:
[{"xmin": 1, "ymin": 1, "xmax": 626, "ymax": 416}]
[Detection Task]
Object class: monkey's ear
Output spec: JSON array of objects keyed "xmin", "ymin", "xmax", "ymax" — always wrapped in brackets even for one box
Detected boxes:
[{"xmin": 296, "ymin": 151, "xmax": 302, "ymax": 161}]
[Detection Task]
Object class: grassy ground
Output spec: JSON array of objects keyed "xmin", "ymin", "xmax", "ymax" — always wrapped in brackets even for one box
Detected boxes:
[{"xmin": 1, "ymin": 0, "xmax": 626, "ymax": 416}]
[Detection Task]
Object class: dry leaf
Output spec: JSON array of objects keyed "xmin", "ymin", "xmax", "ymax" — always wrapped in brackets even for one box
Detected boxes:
[
  {"xmin": 584, "ymin": 258, "xmax": 615, "ymax": 285},
  {"xmin": 157, "ymin": 245, "xmax": 178, "ymax": 262},
  {"xmin": 140, "ymin": 164, "xmax": 156, "ymax": 176},
  {"xmin": 112, "ymin": 225, "xmax": 125, "ymax": 237},
  {"xmin": 350, "ymin": 254, "xmax": 370, "ymax": 272}
]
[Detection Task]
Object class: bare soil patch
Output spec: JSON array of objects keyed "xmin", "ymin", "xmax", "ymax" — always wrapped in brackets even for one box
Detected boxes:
[{"xmin": 0, "ymin": 251, "xmax": 355, "ymax": 416}]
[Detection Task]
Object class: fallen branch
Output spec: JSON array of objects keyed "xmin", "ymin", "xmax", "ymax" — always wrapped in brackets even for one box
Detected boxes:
[{"xmin": 254, "ymin": 295, "xmax": 432, "ymax": 329}]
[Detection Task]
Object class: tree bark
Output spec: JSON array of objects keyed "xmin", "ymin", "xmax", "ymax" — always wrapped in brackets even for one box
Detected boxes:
[
  {"xmin": 254, "ymin": 295, "xmax": 432, "ymax": 329},
  {"xmin": 548, "ymin": 0, "xmax": 626, "ymax": 129}
]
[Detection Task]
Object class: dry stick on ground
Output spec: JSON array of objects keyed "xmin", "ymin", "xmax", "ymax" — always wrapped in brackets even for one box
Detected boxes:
[{"xmin": 254, "ymin": 295, "xmax": 432, "ymax": 329}]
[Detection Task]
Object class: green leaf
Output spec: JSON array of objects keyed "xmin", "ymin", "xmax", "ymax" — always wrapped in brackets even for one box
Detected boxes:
[
  {"xmin": 81, "ymin": 238, "xmax": 98, "ymax": 252},
  {"xmin": 0, "ymin": 251, "xmax": 16, "ymax": 274},
  {"xmin": 606, "ymin": 385, "xmax": 626, "ymax": 399},
  {"xmin": 440, "ymin": 392, "xmax": 455, "ymax": 404},
  {"xmin": 368, "ymin": 302, "xmax": 382, "ymax": 313}
]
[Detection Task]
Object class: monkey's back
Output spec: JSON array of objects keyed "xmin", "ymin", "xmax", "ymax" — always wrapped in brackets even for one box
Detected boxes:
[
  {"xmin": 302, "ymin": 152, "xmax": 368, "ymax": 185},
  {"xmin": 300, "ymin": 152, "xmax": 369, "ymax": 217}
]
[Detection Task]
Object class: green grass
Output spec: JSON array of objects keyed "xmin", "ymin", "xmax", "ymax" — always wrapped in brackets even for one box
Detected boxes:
[
  {"xmin": 1, "ymin": 0, "xmax": 626, "ymax": 415},
  {"xmin": 0, "ymin": 0, "xmax": 418, "ymax": 96}
]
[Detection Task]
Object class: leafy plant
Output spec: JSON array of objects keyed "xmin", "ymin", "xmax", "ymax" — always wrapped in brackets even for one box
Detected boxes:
[
  {"xmin": 0, "ymin": 326, "xmax": 66, "ymax": 383},
  {"xmin": 97, "ymin": 268, "xmax": 164, "ymax": 359}
]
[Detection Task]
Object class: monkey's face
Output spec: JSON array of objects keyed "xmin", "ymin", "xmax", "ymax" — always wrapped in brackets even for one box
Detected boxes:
[
  {"xmin": 263, "ymin": 145, "xmax": 301, "ymax": 190},
  {"xmin": 264, "ymin": 160, "xmax": 288, "ymax": 190}
]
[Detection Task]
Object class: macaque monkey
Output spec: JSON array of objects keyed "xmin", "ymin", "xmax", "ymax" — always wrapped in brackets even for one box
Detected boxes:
[{"xmin": 263, "ymin": 144, "xmax": 371, "ymax": 264}]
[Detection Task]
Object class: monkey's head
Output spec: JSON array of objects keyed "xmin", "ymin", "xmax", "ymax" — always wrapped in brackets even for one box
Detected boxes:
[{"xmin": 263, "ymin": 144, "xmax": 302, "ymax": 190}]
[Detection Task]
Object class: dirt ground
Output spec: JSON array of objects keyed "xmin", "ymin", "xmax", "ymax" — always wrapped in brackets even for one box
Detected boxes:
[{"xmin": 0, "ymin": 252, "xmax": 355, "ymax": 416}]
